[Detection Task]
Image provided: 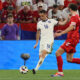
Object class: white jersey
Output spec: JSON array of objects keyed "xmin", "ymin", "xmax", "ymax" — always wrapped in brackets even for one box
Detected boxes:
[{"xmin": 37, "ymin": 19, "xmax": 58, "ymax": 43}]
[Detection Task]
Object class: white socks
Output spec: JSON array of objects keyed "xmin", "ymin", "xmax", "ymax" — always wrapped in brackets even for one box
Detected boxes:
[
  {"xmin": 35, "ymin": 54, "xmax": 48, "ymax": 71},
  {"xmin": 35, "ymin": 58, "xmax": 44, "ymax": 71}
]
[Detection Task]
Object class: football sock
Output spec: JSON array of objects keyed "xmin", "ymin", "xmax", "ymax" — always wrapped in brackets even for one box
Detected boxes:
[
  {"xmin": 35, "ymin": 57, "xmax": 44, "ymax": 71},
  {"xmin": 35, "ymin": 54, "xmax": 48, "ymax": 71},
  {"xmin": 72, "ymin": 58, "xmax": 80, "ymax": 64},
  {"xmin": 57, "ymin": 56, "xmax": 63, "ymax": 72}
]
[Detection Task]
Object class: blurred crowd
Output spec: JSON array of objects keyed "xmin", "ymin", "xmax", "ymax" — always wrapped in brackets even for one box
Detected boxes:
[{"xmin": 0, "ymin": 0, "xmax": 80, "ymax": 23}]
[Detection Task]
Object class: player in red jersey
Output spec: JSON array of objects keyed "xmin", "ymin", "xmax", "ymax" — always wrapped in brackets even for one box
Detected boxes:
[{"xmin": 51, "ymin": 3, "xmax": 80, "ymax": 77}]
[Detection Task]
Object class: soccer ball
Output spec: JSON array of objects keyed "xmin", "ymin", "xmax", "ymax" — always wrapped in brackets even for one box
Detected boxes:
[{"xmin": 19, "ymin": 66, "xmax": 28, "ymax": 74}]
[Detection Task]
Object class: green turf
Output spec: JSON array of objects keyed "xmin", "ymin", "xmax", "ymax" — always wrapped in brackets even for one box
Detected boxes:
[{"xmin": 0, "ymin": 70, "xmax": 80, "ymax": 80}]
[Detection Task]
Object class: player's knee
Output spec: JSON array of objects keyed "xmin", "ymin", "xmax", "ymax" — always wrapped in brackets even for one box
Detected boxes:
[
  {"xmin": 56, "ymin": 51, "xmax": 61, "ymax": 57},
  {"xmin": 42, "ymin": 50, "xmax": 47, "ymax": 58},
  {"xmin": 67, "ymin": 59, "xmax": 72, "ymax": 63}
]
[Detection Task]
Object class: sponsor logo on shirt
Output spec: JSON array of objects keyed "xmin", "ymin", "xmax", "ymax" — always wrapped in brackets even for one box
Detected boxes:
[{"xmin": 66, "ymin": 42, "xmax": 71, "ymax": 46}]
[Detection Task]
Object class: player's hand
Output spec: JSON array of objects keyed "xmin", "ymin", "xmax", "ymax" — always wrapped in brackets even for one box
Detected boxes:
[
  {"xmin": 56, "ymin": 30, "xmax": 62, "ymax": 33},
  {"xmin": 34, "ymin": 43, "xmax": 38, "ymax": 49},
  {"xmin": 54, "ymin": 32, "xmax": 62, "ymax": 37}
]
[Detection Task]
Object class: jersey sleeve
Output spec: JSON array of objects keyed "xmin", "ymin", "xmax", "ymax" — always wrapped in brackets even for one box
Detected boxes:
[
  {"xmin": 52, "ymin": 19, "xmax": 58, "ymax": 26},
  {"xmin": 37, "ymin": 22, "xmax": 41, "ymax": 30},
  {"xmin": 70, "ymin": 16, "xmax": 77, "ymax": 26}
]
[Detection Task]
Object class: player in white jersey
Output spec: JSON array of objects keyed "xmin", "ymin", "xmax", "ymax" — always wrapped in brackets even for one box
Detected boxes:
[{"xmin": 32, "ymin": 10, "xmax": 58, "ymax": 74}]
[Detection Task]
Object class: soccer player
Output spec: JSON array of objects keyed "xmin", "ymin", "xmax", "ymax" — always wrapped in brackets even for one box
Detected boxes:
[
  {"xmin": 1, "ymin": 14, "xmax": 19, "ymax": 40},
  {"xmin": 51, "ymin": 3, "xmax": 80, "ymax": 77},
  {"xmin": 32, "ymin": 10, "xmax": 58, "ymax": 74}
]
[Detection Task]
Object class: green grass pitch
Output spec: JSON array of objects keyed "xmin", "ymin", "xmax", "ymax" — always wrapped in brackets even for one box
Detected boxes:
[{"xmin": 0, "ymin": 70, "xmax": 80, "ymax": 80}]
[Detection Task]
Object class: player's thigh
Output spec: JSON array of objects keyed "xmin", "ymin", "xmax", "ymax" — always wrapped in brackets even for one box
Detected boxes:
[
  {"xmin": 41, "ymin": 50, "xmax": 48, "ymax": 58},
  {"xmin": 67, "ymin": 53, "xmax": 74, "ymax": 62},
  {"xmin": 39, "ymin": 50, "xmax": 48, "ymax": 59},
  {"xmin": 56, "ymin": 47, "xmax": 65, "ymax": 57},
  {"xmin": 39, "ymin": 42, "xmax": 53, "ymax": 58}
]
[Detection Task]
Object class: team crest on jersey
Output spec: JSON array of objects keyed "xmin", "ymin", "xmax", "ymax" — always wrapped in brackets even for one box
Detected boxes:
[
  {"xmin": 66, "ymin": 42, "xmax": 71, "ymax": 46},
  {"xmin": 48, "ymin": 21, "xmax": 51, "ymax": 23},
  {"xmin": 47, "ymin": 44, "xmax": 50, "ymax": 48},
  {"xmin": 44, "ymin": 25, "xmax": 48, "ymax": 29}
]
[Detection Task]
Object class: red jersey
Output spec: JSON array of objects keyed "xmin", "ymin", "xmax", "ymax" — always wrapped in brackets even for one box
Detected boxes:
[
  {"xmin": 3, "ymin": 1, "xmax": 16, "ymax": 10},
  {"xmin": 17, "ymin": 10, "xmax": 33, "ymax": 21},
  {"xmin": 67, "ymin": 14, "xmax": 80, "ymax": 43},
  {"xmin": 64, "ymin": 0, "xmax": 77, "ymax": 8},
  {"xmin": 60, "ymin": 14, "xmax": 80, "ymax": 53}
]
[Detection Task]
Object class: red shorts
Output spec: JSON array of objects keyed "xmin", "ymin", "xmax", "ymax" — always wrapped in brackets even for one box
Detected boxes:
[{"xmin": 60, "ymin": 39, "xmax": 79, "ymax": 53}]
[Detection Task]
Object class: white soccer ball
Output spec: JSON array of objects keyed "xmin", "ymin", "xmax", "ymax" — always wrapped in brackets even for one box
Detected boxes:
[{"xmin": 19, "ymin": 66, "xmax": 28, "ymax": 74}]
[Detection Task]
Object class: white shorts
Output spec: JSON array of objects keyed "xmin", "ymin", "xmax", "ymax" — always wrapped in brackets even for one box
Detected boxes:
[{"xmin": 39, "ymin": 42, "xmax": 53, "ymax": 55}]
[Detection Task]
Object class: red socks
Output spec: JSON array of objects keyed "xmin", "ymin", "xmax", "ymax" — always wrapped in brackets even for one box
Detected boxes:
[
  {"xmin": 56, "ymin": 57, "xmax": 80, "ymax": 72},
  {"xmin": 72, "ymin": 58, "xmax": 80, "ymax": 64},
  {"xmin": 57, "ymin": 56, "xmax": 63, "ymax": 72}
]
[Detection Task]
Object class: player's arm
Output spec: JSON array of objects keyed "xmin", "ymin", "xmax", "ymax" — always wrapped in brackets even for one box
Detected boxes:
[
  {"xmin": 61, "ymin": 25, "xmax": 74, "ymax": 34},
  {"xmin": 58, "ymin": 15, "xmax": 71, "ymax": 26},
  {"xmin": 34, "ymin": 30, "xmax": 40, "ymax": 48},
  {"xmin": 58, "ymin": 19, "xmax": 68, "ymax": 25},
  {"xmin": 55, "ymin": 25, "xmax": 74, "ymax": 37}
]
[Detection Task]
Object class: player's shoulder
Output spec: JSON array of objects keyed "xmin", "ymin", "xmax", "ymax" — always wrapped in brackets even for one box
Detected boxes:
[
  {"xmin": 71, "ymin": 14, "xmax": 79, "ymax": 20},
  {"xmin": 48, "ymin": 19, "xmax": 57, "ymax": 22},
  {"xmin": 37, "ymin": 20, "xmax": 42, "ymax": 25}
]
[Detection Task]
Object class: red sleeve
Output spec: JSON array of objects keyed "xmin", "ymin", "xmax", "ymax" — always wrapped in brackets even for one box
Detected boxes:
[{"xmin": 70, "ymin": 16, "xmax": 77, "ymax": 26}]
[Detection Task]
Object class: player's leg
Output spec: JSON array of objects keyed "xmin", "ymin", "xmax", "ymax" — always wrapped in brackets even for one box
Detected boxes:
[
  {"xmin": 32, "ymin": 50, "xmax": 48, "ymax": 74},
  {"xmin": 67, "ymin": 53, "xmax": 74, "ymax": 62},
  {"xmin": 35, "ymin": 50, "xmax": 48, "ymax": 71},
  {"xmin": 32, "ymin": 42, "xmax": 53, "ymax": 74},
  {"xmin": 67, "ymin": 53, "xmax": 80, "ymax": 64},
  {"xmin": 51, "ymin": 47, "xmax": 65, "ymax": 77}
]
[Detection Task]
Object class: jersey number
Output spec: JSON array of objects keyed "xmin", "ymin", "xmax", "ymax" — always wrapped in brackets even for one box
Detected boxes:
[
  {"xmin": 44, "ymin": 25, "xmax": 48, "ymax": 29},
  {"xmin": 47, "ymin": 44, "xmax": 50, "ymax": 49}
]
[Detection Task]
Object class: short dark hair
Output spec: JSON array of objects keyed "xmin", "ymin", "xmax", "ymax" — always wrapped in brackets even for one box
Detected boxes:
[
  {"xmin": 68, "ymin": 3, "xmax": 78, "ymax": 11},
  {"xmin": 53, "ymin": 5, "xmax": 58, "ymax": 8},
  {"xmin": 7, "ymin": 14, "xmax": 13, "ymax": 18},
  {"xmin": 39, "ymin": 10, "xmax": 47, "ymax": 14}
]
